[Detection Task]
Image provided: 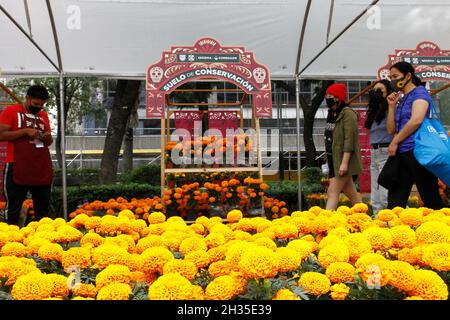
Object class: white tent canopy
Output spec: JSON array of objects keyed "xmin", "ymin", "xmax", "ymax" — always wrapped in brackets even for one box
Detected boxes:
[{"xmin": 1, "ymin": 0, "xmax": 449, "ymax": 79}]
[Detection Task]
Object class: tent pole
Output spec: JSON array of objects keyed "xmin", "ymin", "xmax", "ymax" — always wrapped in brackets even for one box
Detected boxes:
[
  {"xmin": 59, "ymin": 73, "xmax": 68, "ymax": 220},
  {"xmin": 295, "ymin": 75, "xmax": 302, "ymax": 211},
  {"xmin": 298, "ymin": 0, "xmax": 380, "ymax": 76}
]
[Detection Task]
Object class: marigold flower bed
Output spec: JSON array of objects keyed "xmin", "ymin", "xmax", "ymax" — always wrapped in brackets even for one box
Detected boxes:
[{"xmin": 0, "ymin": 204, "xmax": 449, "ymax": 300}]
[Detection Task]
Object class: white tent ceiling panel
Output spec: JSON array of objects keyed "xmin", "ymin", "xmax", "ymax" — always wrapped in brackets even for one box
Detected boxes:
[
  {"xmin": 0, "ymin": 0, "xmax": 449, "ymax": 78},
  {"xmin": 299, "ymin": 1, "xmax": 450, "ymax": 78}
]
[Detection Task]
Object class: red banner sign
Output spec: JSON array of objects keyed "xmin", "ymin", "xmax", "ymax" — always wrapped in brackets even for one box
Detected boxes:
[
  {"xmin": 378, "ymin": 41, "xmax": 450, "ymax": 82},
  {"xmin": 146, "ymin": 37, "xmax": 272, "ymax": 118}
]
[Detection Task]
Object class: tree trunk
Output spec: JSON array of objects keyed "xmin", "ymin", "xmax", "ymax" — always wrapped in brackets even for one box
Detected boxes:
[
  {"xmin": 99, "ymin": 80, "xmax": 141, "ymax": 184},
  {"xmin": 122, "ymin": 127, "xmax": 134, "ymax": 173},
  {"xmin": 122, "ymin": 100, "xmax": 139, "ymax": 173},
  {"xmin": 274, "ymin": 80, "xmax": 334, "ymax": 168}
]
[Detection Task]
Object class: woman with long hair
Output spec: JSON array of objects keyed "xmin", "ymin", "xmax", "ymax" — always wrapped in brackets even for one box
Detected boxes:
[
  {"xmin": 364, "ymin": 80, "xmax": 393, "ymax": 215},
  {"xmin": 386, "ymin": 61, "xmax": 443, "ymax": 209},
  {"xmin": 324, "ymin": 83, "xmax": 363, "ymax": 211}
]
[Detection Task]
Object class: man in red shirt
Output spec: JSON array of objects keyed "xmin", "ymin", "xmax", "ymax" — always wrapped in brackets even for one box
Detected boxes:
[{"xmin": 0, "ymin": 85, "xmax": 53, "ymax": 226}]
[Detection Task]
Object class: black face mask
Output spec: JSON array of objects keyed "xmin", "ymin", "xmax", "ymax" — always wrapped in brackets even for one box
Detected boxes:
[
  {"xmin": 369, "ymin": 89, "xmax": 385, "ymax": 104},
  {"xmin": 390, "ymin": 75, "xmax": 410, "ymax": 92},
  {"xmin": 28, "ymin": 105, "xmax": 41, "ymax": 115},
  {"xmin": 325, "ymin": 98, "xmax": 337, "ymax": 108}
]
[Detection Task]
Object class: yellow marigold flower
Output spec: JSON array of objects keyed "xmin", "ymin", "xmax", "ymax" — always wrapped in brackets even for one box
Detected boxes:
[
  {"xmin": 422, "ymin": 243, "xmax": 450, "ymax": 272},
  {"xmin": 299, "ymin": 272, "xmax": 331, "ymax": 296},
  {"xmin": 190, "ymin": 223, "xmax": 205, "ymax": 235},
  {"xmin": 289, "ymin": 217, "xmax": 312, "ymax": 235},
  {"xmin": 161, "ymin": 231, "xmax": 186, "ymax": 252},
  {"xmin": 336, "ymin": 206, "xmax": 352, "ymax": 215},
  {"xmin": 235, "ymin": 230, "xmax": 253, "ymax": 241},
  {"xmin": 149, "ymin": 273, "xmax": 193, "ymax": 300},
  {"xmin": 184, "ymin": 250, "xmax": 211, "ymax": 269},
  {"xmin": 96, "ymin": 264, "xmax": 132, "ymax": 289},
  {"xmin": 238, "ymin": 246, "xmax": 279, "ymax": 279},
  {"xmin": 91, "ymin": 244, "xmax": 130, "ymax": 269},
  {"xmin": 0, "ymin": 232, "xmax": 8, "ymax": 249},
  {"xmin": 390, "ymin": 225, "xmax": 416, "ymax": 249},
  {"xmin": 72, "ymin": 283, "xmax": 97, "ymax": 298},
  {"xmin": 347, "ymin": 213, "xmax": 372, "ymax": 232},
  {"xmin": 227, "ymin": 210, "xmax": 243, "ymax": 223},
  {"xmin": 272, "ymin": 288, "xmax": 301, "ymax": 300},
  {"xmin": 386, "ymin": 260, "xmax": 416, "ymax": 292},
  {"xmin": 362, "ymin": 227, "xmax": 393, "ymax": 251},
  {"xmin": 330, "ymin": 283, "xmax": 350, "ymax": 300},
  {"xmin": 318, "ymin": 243, "xmax": 350, "ymax": 268},
  {"xmin": 274, "ymin": 223, "xmax": 298, "ymax": 240},
  {"xmin": 351, "ymin": 203, "xmax": 368, "ymax": 214},
  {"xmin": 38, "ymin": 243, "xmax": 63, "ymax": 262},
  {"xmin": 126, "ymin": 254, "xmax": 143, "ymax": 273},
  {"xmin": 205, "ymin": 233, "xmax": 226, "ymax": 249},
  {"xmin": 208, "ymin": 260, "xmax": 231, "ymax": 278},
  {"xmin": 57, "ymin": 225, "xmax": 83, "ymax": 242},
  {"xmin": 355, "ymin": 253, "xmax": 386, "ymax": 273},
  {"xmin": 376, "ymin": 209, "xmax": 396, "ymax": 222},
  {"xmin": 397, "ymin": 247, "xmax": 423, "ymax": 266},
  {"xmin": 116, "ymin": 234, "xmax": 136, "ymax": 253},
  {"xmin": 190, "ymin": 285, "xmax": 205, "ymax": 300},
  {"xmin": 25, "ymin": 238, "xmax": 51, "ymax": 255},
  {"xmin": 131, "ymin": 219, "xmax": 147, "ymax": 234},
  {"xmin": 118, "ymin": 209, "xmax": 135, "ymax": 220},
  {"xmin": 117, "ymin": 217, "xmax": 133, "ymax": 234},
  {"xmin": 308, "ymin": 206, "xmax": 322, "ymax": 215},
  {"xmin": 205, "ymin": 275, "xmax": 237, "ymax": 300},
  {"xmin": 327, "ymin": 227, "xmax": 350, "ymax": 240},
  {"xmin": 225, "ymin": 241, "xmax": 254, "ymax": 271},
  {"xmin": 325, "ymin": 262, "xmax": 355, "ymax": 283},
  {"xmin": 415, "ymin": 221, "xmax": 450, "ymax": 244},
  {"xmin": 399, "ymin": 208, "xmax": 423, "ymax": 227},
  {"xmin": 1, "ymin": 242, "xmax": 27, "ymax": 257},
  {"xmin": 355, "ymin": 253, "xmax": 391, "ymax": 287},
  {"xmin": 148, "ymin": 211, "xmax": 166, "ymax": 224},
  {"xmin": 411, "ymin": 269, "xmax": 448, "ymax": 300},
  {"xmin": 286, "ymin": 239, "xmax": 314, "ymax": 260},
  {"xmin": 319, "ymin": 235, "xmax": 346, "ymax": 249},
  {"xmin": 7, "ymin": 230, "xmax": 25, "ymax": 243},
  {"xmin": 404, "ymin": 296, "xmax": 424, "ymax": 300},
  {"xmin": 254, "ymin": 237, "xmax": 277, "ymax": 251},
  {"xmin": 47, "ymin": 274, "xmax": 69, "ymax": 299},
  {"xmin": 179, "ymin": 237, "xmax": 208, "ymax": 256},
  {"xmin": 276, "ymin": 247, "xmax": 302, "ymax": 273},
  {"xmin": 210, "ymin": 224, "xmax": 235, "ymax": 242},
  {"xmin": 311, "ymin": 216, "xmax": 331, "ymax": 235},
  {"xmin": 97, "ymin": 283, "xmax": 131, "ymax": 300},
  {"xmin": 11, "ymin": 271, "xmax": 53, "ymax": 300},
  {"xmin": 207, "ymin": 245, "xmax": 227, "ymax": 263},
  {"xmin": 68, "ymin": 213, "xmax": 90, "ymax": 228},
  {"xmin": 232, "ymin": 218, "xmax": 257, "ymax": 233},
  {"xmin": 130, "ymin": 271, "xmax": 146, "ymax": 283},
  {"xmin": 327, "ymin": 214, "xmax": 349, "ymax": 231},
  {"xmin": 163, "ymin": 259, "xmax": 197, "ymax": 280},
  {"xmin": 80, "ymin": 233, "xmax": 105, "ymax": 248},
  {"xmin": 141, "ymin": 246, "xmax": 174, "ymax": 274},
  {"xmin": 19, "ymin": 226, "xmax": 34, "ymax": 238},
  {"xmin": 195, "ymin": 216, "xmax": 210, "ymax": 228},
  {"xmin": 84, "ymin": 216, "xmax": 102, "ymax": 232},
  {"xmin": 136, "ymin": 235, "xmax": 166, "ymax": 254},
  {"xmin": 0, "ymin": 260, "xmax": 39, "ymax": 286},
  {"xmin": 36, "ymin": 224, "xmax": 55, "ymax": 233},
  {"xmin": 256, "ymin": 221, "xmax": 273, "ymax": 234},
  {"xmin": 62, "ymin": 247, "xmax": 91, "ymax": 270},
  {"xmin": 72, "ymin": 296, "xmax": 95, "ymax": 300}
]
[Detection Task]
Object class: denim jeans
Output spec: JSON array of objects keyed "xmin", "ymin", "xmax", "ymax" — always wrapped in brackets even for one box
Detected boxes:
[{"xmin": 370, "ymin": 147, "xmax": 389, "ymax": 215}]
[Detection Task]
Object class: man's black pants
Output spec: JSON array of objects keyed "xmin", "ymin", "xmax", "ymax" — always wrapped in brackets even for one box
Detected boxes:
[
  {"xmin": 2, "ymin": 163, "xmax": 52, "ymax": 226},
  {"xmin": 387, "ymin": 150, "xmax": 443, "ymax": 210}
]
